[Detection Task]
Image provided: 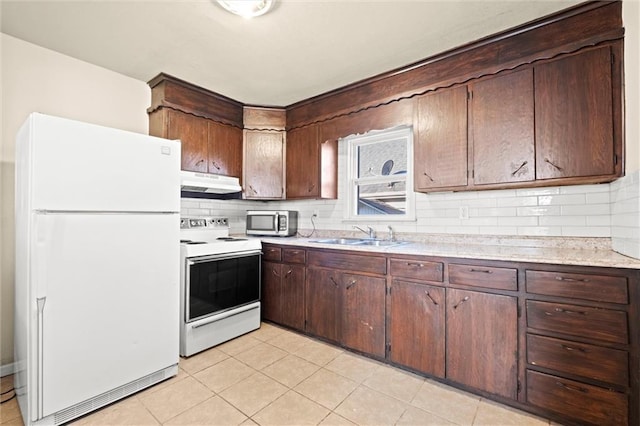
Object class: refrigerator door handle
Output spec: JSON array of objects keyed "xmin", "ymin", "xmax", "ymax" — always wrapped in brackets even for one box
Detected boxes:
[{"xmin": 36, "ymin": 296, "xmax": 46, "ymax": 419}]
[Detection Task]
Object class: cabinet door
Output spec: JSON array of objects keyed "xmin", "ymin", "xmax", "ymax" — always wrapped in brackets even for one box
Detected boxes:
[
  {"xmin": 208, "ymin": 122, "xmax": 242, "ymax": 178},
  {"xmin": 167, "ymin": 110, "xmax": 208, "ymax": 172},
  {"xmin": 280, "ymin": 264, "xmax": 305, "ymax": 331},
  {"xmin": 286, "ymin": 125, "xmax": 319, "ymax": 199},
  {"xmin": 535, "ymin": 45, "xmax": 615, "ymax": 179},
  {"xmin": 446, "ymin": 288, "xmax": 518, "ymax": 399},
  {"xmin": 471, "ymin": 69, "xmax": 535, "ymax": 185},
  {"xmin": 342, "ymin": 273, "xmax": 386, "ymax": 357},
  {"xmin": 261, "ymin": 262, "xmax": 282, "ymax": 323},
  {"xmin": 389, "ymin": 280, "xmax": 445, "ymax": 377},
  {"xmin": 305, "ymin": 267, "xmax": 340, "ymax": 342},
  {"xmin": 415, "ymin": 86, "xmax": 468, "ymax": 191},
  {"xmin": 244, "ymin": 130, "xmax": 285, "ymax": 199}
]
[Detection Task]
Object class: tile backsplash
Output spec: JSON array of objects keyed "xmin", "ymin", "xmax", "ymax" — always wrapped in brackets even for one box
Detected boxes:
[{"xmin": 181, "ymin": 174, "xmax": 640, "ymax": 260}]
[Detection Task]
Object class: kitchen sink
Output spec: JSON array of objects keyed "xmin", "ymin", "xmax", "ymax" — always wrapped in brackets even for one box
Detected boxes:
[
  {"xmin": 311, "ymin": 238, "xmax": 365, "ymax": 245},
  {"xmin": 311, "ymin": 238, "xmax": 409, "ymax": 247}
]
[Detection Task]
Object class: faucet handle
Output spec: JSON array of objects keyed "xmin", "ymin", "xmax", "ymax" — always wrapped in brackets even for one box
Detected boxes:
[{"xmin": 387, "ymin": 225, "xmax": 395, "ymax": 241}]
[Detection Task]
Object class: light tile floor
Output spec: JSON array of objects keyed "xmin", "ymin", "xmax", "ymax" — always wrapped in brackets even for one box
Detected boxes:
[{"xmin": 0, "ymin": 323, "xmax": 558, "ymax": 425}]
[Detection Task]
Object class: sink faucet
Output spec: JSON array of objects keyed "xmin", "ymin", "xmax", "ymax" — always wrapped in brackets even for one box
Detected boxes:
[
  {"xmin": 353, "ymin": 225, "xmax": 375, "ymax": 239},
  {"xmin": 387, "ymin": 225, "xmax": 395, "ymax": 242}
]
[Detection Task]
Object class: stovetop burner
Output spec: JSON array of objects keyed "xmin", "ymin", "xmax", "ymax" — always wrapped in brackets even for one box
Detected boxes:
[
  {"xmin": 217, "ymin": 237, "xmax": 248, "ymax": 242},
  {"xmin": 180, "ymin": 239, "xmax": 207, "ymax": 245}
]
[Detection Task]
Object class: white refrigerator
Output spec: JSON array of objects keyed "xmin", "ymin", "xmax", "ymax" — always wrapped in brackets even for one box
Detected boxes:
[{"xmin": 14, "ymin": 113, "xmax": 181, "ymax": 425}]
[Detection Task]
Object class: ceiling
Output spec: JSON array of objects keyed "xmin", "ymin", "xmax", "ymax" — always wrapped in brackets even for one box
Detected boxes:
[{"xmin": 1, "ymin": 0, "xmax": 584, "ymax": 107}]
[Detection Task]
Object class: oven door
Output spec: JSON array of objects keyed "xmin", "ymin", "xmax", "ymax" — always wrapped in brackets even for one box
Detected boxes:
[{"xmin": 185, "ymin": 250, "xmax": 261, "ymax": 323}]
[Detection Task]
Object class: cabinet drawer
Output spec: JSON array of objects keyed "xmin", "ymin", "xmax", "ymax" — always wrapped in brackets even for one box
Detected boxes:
[
  {"xmin": 526, "ymin": 370, "xmax": 627, "ymax": 426},
  {"xmin": 262, "ymin": 245, "xmax": 282, "ymax": 262},
  {"xmin": 307, "ymin": 250, "xmax": 386, "ymax": 275},
  {"xmin": 526, "ymin": 300, "xmax": 628, "ymax": 344},
  {"xmin": 283, "ymin": 248, "xmax": 306, "ymax": 264},
  {"xmin": 448, "ymin": 264, "xmax": 517, "ymax": 291},
  {"xmin": 527, "ymin": 334, "xmax": 628, "ymax": 387},
  {"xmin": 526, "ymin": 270, "xmax": 628, "ymax": 304},
  {"xmin": 389, "ymin": 258, "xmax": 443, "ymax": 282}
]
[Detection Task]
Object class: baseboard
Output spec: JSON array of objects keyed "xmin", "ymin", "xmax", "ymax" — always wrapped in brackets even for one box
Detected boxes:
[{"xmin": 1, "ymin": 362, "xmax": 16, "ymax": 377}]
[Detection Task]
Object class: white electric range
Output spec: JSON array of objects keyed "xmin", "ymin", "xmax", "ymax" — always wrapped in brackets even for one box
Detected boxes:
[{"xmin": 179, "ymin": 217, "xmax": 262, "ymax": 357}]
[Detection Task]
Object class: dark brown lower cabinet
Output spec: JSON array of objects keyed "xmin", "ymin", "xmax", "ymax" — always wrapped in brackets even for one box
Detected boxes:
[
  {"xmin": 261, "ymin": 261, "xmax": 305, "ymax": 330},
  {"xmin": 341, "ymin": 273, "xmax": 386, "ymax": 357},
  {"xmin": 526, "ymin": 370, "xmax": 628, "ymax": 426},
  {"xmin": 305, "ymin": 267, "xmax": 340, "ymax": 342},
  {"xmin": 446, "ymin": 288, "xmax": 518, "ymax": 399},
  {"xmin": 263, "ymin": 245, "xmax": 639, "ymax": 425},
  {"xmin": 389, "ymin": 279, "xmax": 445, "ymax": 377},
  {"xmin": 305, "ymin": 267, "xmax": 386, "ymax": 356}
]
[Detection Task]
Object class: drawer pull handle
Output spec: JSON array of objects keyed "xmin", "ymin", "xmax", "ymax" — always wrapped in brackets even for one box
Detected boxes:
[
  {"xmin": 555, "ymin": 276, "xmax": 590, "ymax": 283},
  {"xmin": 425, "ymin": 291, "xmax": 439, "ymax": 306},
  {"xmin": 347, "ymin": 280, "xmax": 357, "ymax": 290},
  {"xmin": 407, "ymin": 262, "xmax": 424, "ymax": 268},
  {"xmin": 561, "ymin": 344, "xmax": 587, "ymax": 353},
  {"xmin": 285, "ymin": 269, "xmax": 293, "ymax": 277},
  {"xmin": 329, "ymin": 276, "xmax": 339, "ymax": 288},
  {"xmin": 555, "ymin": 307, "xmax": 587, "ymax": 315},
  {"xmin": 272, "ymin": 269, "xmax": 280, "ymax": 278},
  {"xmin": 453, "ymin": 296, "xmax": 470, "ymax": 309},
  {"xmin": 511, "ymin": 161, "xmax": 528, "ymax": 176},
  {"xmin": 423, "ymin": 172, "xmax": 434, "ymax": 182},
  {"xmin": 545, "ymin": 158, "xmax": 564, "ymax": 171},
  {"xmin": 469, "ymin": 268, "xmax": 493, "ymax": 274},
  {"xmin": 555, "ymin": 381, "xmax": 588, "ymax": 394}
]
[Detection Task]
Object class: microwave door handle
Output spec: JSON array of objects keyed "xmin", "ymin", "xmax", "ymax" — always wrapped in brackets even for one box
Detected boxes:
[{"xmin": 274, "ymin": 214, "xmax": 279, "ymax": 231}]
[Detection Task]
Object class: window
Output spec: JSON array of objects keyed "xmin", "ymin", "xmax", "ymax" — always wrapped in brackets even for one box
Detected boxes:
[{"xmin": 345, "ymin": 126, "xmax": 414, "ymax": 220}]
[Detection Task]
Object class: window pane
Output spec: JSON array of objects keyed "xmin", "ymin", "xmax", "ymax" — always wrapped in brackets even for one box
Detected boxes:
[
  {"xmin": 356, "ymin": 181, "xmax": 406, "ymax": 215},
  {"xmin": 357, "ymin": 138, "xmax": 407, "ymax": 179}
]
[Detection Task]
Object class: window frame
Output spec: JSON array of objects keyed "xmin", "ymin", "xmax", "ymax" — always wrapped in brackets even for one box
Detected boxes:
[{"xmin": 344, "ymin": 126, "xmax": 415, "ymax": 222}]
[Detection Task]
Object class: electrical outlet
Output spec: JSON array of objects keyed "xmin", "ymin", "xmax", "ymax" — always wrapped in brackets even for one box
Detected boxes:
[{"xmin": 459, "ymin": 206, "xmax": 469, "ymax": 220}]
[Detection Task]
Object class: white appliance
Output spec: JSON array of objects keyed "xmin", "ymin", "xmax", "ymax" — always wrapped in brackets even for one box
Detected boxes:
[
  {"xmin": 180, "ymin": 170, "xmax": 242, "ymax": 194},
  {"xmin": 180, "ymin": 217, "xmax": 262, "ymax": 357},
  {"xmin": 14, "ymin": 113, "xmax": 181, "ymax": 425}
]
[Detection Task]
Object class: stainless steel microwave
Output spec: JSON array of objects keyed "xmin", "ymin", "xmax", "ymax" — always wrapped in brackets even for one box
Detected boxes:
[{"xmin": 246, "ymin": 210, "xmax": 298, "ymax": 237}]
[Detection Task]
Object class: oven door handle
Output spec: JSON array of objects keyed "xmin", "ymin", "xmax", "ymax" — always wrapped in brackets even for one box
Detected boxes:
[
  {"xmin": 192, "ymin": 302, "xmax": 260, "ymax": 329},
  {"xmin": 187, "ymin": 249, "xmax": 262, "ymax": 264}
]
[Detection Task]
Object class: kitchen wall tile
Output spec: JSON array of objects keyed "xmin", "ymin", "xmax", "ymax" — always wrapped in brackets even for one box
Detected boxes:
[
  {"xmin": 496, "ymin": 196, "xmax": 538, "ymax": 208},
  {"xmin": 516, "ymin": 187, "xmax": 561, "ymax": 196},
  {"xmin": 498, "ymin": 216, "xmax": 538, "ymax": 227},
  {"xmin": 562, "ymin": 226, "xmax": 610, "ymax": 237},
  {"xmin": 516, "ymin": 226, "xmax": 562, "ymax": 236},
  {"xmin": 517, "ymin": 206, "xmax": 561, "ymax": 217},
  {"xmin": 538, "ymin": 194, "xmax": 585, "ymax": 206},
  {"xmin": 539, "ymin": 216, "xmax": 586, "ymax": 226},
  {"xmin": 181, "ymin": 167, "xmax": 640, "ymax": 258},
  {"xmin": 561, "ymin": 203, "xmax": 610, "ymax": 216}
]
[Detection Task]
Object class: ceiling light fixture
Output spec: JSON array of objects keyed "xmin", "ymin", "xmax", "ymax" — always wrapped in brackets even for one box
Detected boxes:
[{"xmin": 217, "ymin": 0, "xmax": 275, "ymax": 19}]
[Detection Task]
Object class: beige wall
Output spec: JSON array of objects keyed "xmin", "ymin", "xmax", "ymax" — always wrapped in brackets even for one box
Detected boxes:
[{"xmin": 0, "ymin": 33, "xmax": 151, "ymax": 369}]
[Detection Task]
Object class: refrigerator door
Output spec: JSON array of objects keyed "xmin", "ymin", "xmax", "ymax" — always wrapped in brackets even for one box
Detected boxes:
[
  {"xmin": 32, "ymin": 212, "xmax": 179, "ymax": 418},
  {"xmin": 21, "ymin": 113, "xmax": 180, "ymax": 213}
]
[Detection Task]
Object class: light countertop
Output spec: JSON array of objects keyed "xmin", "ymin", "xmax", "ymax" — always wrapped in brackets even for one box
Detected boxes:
[{"xmin": 258, "ymin": 234, "xmax": 640, "ymax": 270}]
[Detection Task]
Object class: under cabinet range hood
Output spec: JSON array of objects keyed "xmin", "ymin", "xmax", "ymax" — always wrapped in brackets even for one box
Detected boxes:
[{"xmin": 180, "ymin": 170, "xmax": 242, "ymax": 194}]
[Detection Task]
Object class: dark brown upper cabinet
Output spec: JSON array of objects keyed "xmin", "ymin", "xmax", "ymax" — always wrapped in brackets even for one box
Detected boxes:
[
  {"xmin": 415, "ymin": 85, "xmax": 468, "ymax": 191},
  {"xmin": 243, "ymin": 130, "xmax": 285, "ymax": 200},
  {"xmin": 286, "ymin": 124, "xmax": 338, "ymax": 200},
  {"xmin": 470, "ymin": 68, "xmax": 535, "ymax": 185},
  {"xmin": 535, "ymin": 44, "xmax": 620, "ymax": 181},
  {"xmin": 147, "ymin": 74, "xmax": 244, "ymax": 179},
  {"xmin": 208, "ymin": 121, "xmax": 243, "ymax": 178}
]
